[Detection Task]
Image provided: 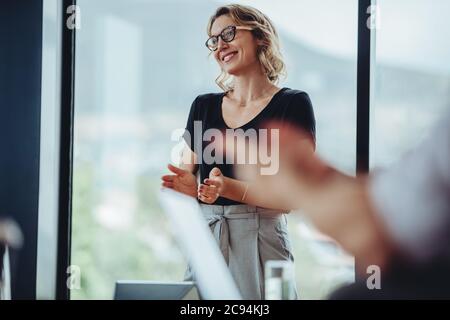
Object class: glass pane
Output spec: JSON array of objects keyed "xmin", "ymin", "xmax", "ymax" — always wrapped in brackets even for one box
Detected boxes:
[
  {"xmin": 371, "ymin": 0, "xmax": 450, "ymax": 168},
  {"xmin": 71, "ymin": 0, "xmax": 357, "ymax": 300},
  {"xmin": 242, "ymin": 0, "xmax": 358, "ymax": 298}
]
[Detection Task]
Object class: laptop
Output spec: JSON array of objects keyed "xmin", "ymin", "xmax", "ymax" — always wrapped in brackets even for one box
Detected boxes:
[
  {"xmin": 114, "ymin": 280, "xmax": 198, "ymax": 300},
  {"xmin": 158, "ymin": 187, "xmax": 242, "ymax": 300}
]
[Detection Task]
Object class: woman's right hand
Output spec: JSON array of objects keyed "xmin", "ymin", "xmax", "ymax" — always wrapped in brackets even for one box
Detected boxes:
[{"xmin": 161, "ymin": 164, "xmax": 198, "ymax": 198}]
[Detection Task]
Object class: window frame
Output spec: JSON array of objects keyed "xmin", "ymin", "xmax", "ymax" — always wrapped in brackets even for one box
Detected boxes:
[
  {"xmin": 55, "ymin": 0, "xmax": 374, "ymax": 300},
  {"xmin": 56, "ymin": 0, "xmax": 77, "ymax": 300}
]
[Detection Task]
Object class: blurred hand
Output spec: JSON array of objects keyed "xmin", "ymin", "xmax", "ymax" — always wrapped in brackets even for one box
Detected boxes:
[
  {"xmin": 233, "ymin": 123, "xmax": 326, "ymax": 209},
  {"xmin": 197, "ymin": 167, "xmax": 225, "ymax": 204},
  {"xmin": 233, "ymin": 122, "xmax": 394, "ymax": 272},
  {"xmin": 161, "ymin": 164, "xmax": 197, "ymax": 198}
]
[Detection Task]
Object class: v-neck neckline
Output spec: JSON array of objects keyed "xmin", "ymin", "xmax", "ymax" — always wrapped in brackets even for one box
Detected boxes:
[{"xmin": 218, "ymin": 87, "xmax": 288, "ymax": 129}]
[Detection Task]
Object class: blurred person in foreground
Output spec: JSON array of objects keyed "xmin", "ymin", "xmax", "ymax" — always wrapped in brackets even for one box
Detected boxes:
[{"xmin": 233, "ymin": 111, "xmax": 450, "ymax": 299}]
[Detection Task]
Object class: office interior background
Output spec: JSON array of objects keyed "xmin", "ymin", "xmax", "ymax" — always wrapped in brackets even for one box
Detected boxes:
[{"xmin": 1, "ymin": 0, "xmax": 449, "ymax": 300}]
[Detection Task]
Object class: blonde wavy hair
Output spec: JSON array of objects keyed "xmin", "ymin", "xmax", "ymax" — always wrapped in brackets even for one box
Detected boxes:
[{"xmin": 207, "ymin": 4, "xmax": 286, "ymax": 91}]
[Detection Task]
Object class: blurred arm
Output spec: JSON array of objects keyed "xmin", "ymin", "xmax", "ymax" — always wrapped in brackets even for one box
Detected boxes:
[{"xmin": 369, "ymin": 112, "xmax": 450, "ymax": 262}]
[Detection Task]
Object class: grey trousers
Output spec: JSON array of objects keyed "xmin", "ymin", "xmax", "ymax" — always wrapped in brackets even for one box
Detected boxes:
[{"xmin": 184, "ymin": 204, "xmax": 298, "ymax": 300}]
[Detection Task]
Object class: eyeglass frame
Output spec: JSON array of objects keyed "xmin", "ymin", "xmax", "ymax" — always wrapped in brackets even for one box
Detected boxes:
[{"xmin": 205, "ymin": 25, "xmax": 254, "ymax": 51}]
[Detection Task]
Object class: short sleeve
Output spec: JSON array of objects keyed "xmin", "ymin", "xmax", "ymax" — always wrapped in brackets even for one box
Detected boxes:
[
  {"xmin": 286, "ymin": 92, "xmax": 316, "ymax": 146},
  {"xmin": 183, "ymin": 96, "xmax": 200, "ymax": 153}
]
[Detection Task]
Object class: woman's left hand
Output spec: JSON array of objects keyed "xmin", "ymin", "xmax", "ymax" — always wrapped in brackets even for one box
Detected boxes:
[{"xmin": 198, "ymin": 167, "xmax": 225, "ymax": 204}]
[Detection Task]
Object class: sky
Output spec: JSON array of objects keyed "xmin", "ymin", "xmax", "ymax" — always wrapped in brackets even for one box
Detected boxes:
[{"xmin": 217, "ymin": 0, "xmax": 450, "ymax": 75}]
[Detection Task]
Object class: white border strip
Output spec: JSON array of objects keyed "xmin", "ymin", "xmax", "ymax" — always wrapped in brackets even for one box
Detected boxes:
[{"xmin": 37, "ymin": 0, "xmax": 63, "ymax": 300}]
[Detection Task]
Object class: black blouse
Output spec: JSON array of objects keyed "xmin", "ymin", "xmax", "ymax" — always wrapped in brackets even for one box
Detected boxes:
[{"xmin": 183, "ymin": 87, "xmax": 316, "ymax": 205}]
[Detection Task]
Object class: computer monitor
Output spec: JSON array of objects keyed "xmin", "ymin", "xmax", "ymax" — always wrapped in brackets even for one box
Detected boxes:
[
  {"xmin": 158, "ymin": 188, "xmax": 241, "ymax": 300},
  {"xmin": 114, "ymin": 280, "xmax": 198, "ymax": 300}
]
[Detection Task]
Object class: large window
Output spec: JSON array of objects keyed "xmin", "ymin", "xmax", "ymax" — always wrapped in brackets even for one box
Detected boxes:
[
  {"xmin": 71, "ymin": 0, "xmax": 357, "ymax": 299},
  {"xmin": 371, "ymin": 0, "xmax": 450, "ymax": 168}
]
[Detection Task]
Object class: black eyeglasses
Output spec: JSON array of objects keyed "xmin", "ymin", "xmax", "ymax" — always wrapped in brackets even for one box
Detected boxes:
[{"xmin": 205, "ymin": 25, "xmax": 253, "ymax": 51}]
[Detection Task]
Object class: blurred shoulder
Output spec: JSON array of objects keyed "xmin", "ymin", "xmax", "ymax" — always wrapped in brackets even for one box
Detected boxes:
[
  {"xmin": 281, "ymin": 88, "xmax": 312, "ymax": 103},
  {"xmin": 187, "ymin": 92, "xmax": 225, "ymax": 120},
  {"xmin": 279, "ymin": 88, "xmax": 314, "ymax": 112},
  {"xmin": 193, "ymin": 92, "xmax": 225, "ymax": 106}
]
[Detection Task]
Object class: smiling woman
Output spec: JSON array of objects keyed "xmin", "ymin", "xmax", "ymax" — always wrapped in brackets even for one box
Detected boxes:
[
  {"xmin": 205, "ymin": 5, "xmax": 286, "ymax": 91},
  {"xmin": 161, "ymin": 3, "xmax": 316, "ymax": 300},
  {"xmin": 71, "ymin": 0, "xmax": 358, "ymax": 300}
]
